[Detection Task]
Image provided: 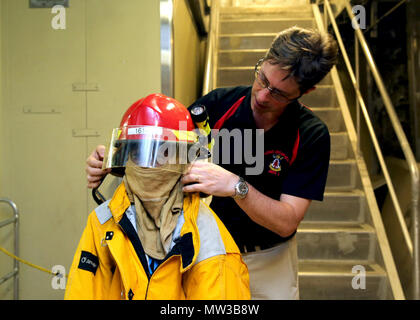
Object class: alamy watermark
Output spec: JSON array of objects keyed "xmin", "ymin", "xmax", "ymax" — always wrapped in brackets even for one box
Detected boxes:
[
  {"xmin": 352, "ymin": 5, "xmax": 366, "ymax": 30},
  {"xmin": 352, "ymin": 265, "xmax": 366, "ymax": 290},
  {"xmin": 51, "ymin": 265, "xmax": 66, "ymax": 290},
  {"xmin": 51, "ymin": 5, "xmax": 66, "ymax": 30},
  {"xmin": 152, "ymin": 121, "xmax": 265, "ymax": 175}
]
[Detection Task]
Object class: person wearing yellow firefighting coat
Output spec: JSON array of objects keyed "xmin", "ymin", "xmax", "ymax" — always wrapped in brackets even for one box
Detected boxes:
[{"xmin": 64, "ymin": 182, "xmax": 250, "ymax": 300}]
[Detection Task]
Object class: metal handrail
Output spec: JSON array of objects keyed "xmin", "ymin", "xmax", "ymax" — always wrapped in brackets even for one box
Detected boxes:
[
  {"xmin": 313, "ymin": 1, "xmax": 406, "ymax": 300},
  {"xmin": 324, "ymin": 0, "xmax": 413, "ymax": 255},
  {"xmin": 0, "ymin": 198, "xmax": 19, "ymax": 300},
  {"xmin": 202, "ymin": 0, "xmax": 220, "ymax": 95},
  {"xmin": 318, "ymin": 0, "xmax": 419, "ymax": 300}
]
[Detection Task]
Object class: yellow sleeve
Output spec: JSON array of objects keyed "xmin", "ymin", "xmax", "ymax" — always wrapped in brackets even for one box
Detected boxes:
[{"xmin": 64, "ymin": 212, "xmax": 116, "ymax": 300}]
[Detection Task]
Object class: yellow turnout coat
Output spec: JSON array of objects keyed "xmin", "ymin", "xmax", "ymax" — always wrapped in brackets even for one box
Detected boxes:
[{"xmin": 65, "ymin": 183, "xmax": 250, "ymax": 300}]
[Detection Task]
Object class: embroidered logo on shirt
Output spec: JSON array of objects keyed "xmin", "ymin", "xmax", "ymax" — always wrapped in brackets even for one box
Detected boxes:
[
  {"xmin": 78, "ymin": 251, "xmax": 99, "ymax": 275},
  {"xmin": 265, "ymin": 150, "xmax": 289, "ymax": 176}
]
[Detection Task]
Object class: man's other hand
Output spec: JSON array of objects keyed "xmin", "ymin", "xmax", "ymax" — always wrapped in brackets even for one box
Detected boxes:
[{"xmin": 86, "ymin": 145, "xmax": 111, "ymax": 189}]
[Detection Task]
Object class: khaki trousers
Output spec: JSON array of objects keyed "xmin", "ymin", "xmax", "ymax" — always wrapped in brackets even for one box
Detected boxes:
[{"xmin": 241, "ymin": 236, "xmax": 299, "ymax": 300}]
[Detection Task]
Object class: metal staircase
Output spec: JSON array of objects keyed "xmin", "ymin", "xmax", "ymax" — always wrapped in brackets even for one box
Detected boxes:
[{"xmin": 205, "ymin": 0, "xmax": 405, "ymax": 299}]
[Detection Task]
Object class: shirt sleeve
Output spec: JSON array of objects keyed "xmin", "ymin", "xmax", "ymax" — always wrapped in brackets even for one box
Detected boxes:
[
  {"xmin": 281, "ymin": 121, "xmax": 331, "ymax": 201},
  {"xmin": 64, "ymin": 213, "xmax": 116, "ymax": 300}
]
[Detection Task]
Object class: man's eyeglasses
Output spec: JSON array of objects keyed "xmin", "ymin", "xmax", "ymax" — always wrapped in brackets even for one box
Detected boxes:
[{"xmin": 254, "ymin": 58, "xmax": 301, "ymax": 103}]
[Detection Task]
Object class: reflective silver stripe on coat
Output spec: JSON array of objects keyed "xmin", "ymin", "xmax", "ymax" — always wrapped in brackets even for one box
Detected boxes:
[
  {"xmin": 95, "ymin": 200, "xmax": 112, "ymax": 225},
  {"xmin": 195, "ymin": 201, "xmax": 226, "ymax": 264},
  {"xmin": 170, "ymin": 202, "xmax": 226, "ymax": 264},
  {"xmin": 125, "ymin": 204, "xmax": 137, "ymax": 232}
]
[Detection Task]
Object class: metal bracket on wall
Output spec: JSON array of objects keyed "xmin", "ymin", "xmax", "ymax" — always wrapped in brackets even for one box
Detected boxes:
[
  {"xmin": 29, "ymin": 0, "xmax": 69, "ymax": 8},
  {"xmin": 23, "ymin": 106, "xmax": 61, "ymax": 114},
  {"xmin": 72, "ymin": 129, "xmax": 100, "ymax": 138},
  {"xmin": 72, "ymin": 83, "xmax": 100, "ymax": 92}
]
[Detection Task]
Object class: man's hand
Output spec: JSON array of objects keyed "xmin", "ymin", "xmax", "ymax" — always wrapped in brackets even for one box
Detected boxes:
[
  {"xmin": 86, "ymin": 145, "xmax": 111, "ymax": 189},
  {"xmin": 182, "ymin": 161, "xmax": 311, "ymax": 237},
  {"xmin": 181, "ymin": 161, "xmax": 238, "ymax": 197}
]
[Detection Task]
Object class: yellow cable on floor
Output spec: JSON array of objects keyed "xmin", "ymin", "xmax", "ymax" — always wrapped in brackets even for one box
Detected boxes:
[{"xmin": 0, "ymin": 246, "xmax": 67, "ymax": 278}]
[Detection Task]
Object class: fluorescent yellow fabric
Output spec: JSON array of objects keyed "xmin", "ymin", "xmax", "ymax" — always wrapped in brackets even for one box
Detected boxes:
[{"xmin": 64, "ymin": 183, "xmax": 250, "ymax": 300}]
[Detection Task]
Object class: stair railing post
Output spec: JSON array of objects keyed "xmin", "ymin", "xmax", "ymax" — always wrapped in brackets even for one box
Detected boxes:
[
  {"xmin": 323, "ymin": 0, "xmax": 328, "ymax": 30},
  {"xmin": 355, "ymin": 32, "xmax": 360, "ymax": 156},
  {"xmin": 413, "ymin": 170, "xmax": 420, "ymax": 300}
]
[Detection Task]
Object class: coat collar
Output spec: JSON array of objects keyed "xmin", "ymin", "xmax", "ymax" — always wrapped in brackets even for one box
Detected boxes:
[
  {"xmin": 108, "ymin": 182, "xmax": 131, "ymax": 223},
  {"xmin": 108, "ymin": 182, "xmax": 201, "ymax": 272}
]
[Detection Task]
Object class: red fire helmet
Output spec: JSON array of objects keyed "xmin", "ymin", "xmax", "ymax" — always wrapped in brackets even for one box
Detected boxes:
[{"xmin": 103, "ymin": 93, "xmax": 198, "ymax": 173}]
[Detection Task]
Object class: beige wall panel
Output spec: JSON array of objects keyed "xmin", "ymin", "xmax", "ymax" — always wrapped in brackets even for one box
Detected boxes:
[
  {"xmin": 173, "ymin": 0, "xmax": 205, "ymax": 107},
  {"xmin": 1, "ymin": 0, "xmax": 161, "ymax": 299},
  {"xmin": 1, "ymin": 0, "xmax": 87, "ymax": 299},
  {"xmin": 0, "ymin": 0, "xmax": 3, "ymax": 194},
  {"xmin": 0, "ymin": 0, "xmax": 13, "ymax": 300},
  {"xmin": 85, "ymin": 0, "xmax": 161, "ymax": 212}
]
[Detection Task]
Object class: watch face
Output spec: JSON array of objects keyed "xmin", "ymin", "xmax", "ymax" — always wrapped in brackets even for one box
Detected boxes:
[
  {"xmin": 237, "ymin": 182, "xmax": 248, "ymax": 196},
  {"xmin": 239, "ymin": 183, "xmax": 248, "ymax": 193},
  {"xmin": 233, "ymin": 178, "xmax": 248, "ymax": 199}
]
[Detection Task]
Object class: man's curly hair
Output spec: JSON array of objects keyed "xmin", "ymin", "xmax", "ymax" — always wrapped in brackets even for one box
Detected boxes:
[{"xmin": 264, "ymin": 26, "xmax": 338, "ymax": 94}]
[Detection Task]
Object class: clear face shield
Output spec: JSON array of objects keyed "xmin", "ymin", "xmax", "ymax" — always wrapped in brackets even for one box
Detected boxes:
[{"xmin": 103, "ymin": 125, "xmax": 200, "ymax": 174}]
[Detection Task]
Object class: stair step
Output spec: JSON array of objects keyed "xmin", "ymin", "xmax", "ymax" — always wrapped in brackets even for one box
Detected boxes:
[
  {"xmin": 298, "ymin": 260, "xmax": 390, "ymax": 299},
  {"xmin": 216, "ymin": 67, "xmax": 333, "ymax": 90},
  {"xmin": 297, "ymin": 222, "xmax": 376, "ymax": 261},
  {"xmin": 220, "ymin": 6, "xmax": 314, "ymax": 19},
  {"xmin": 330, "ymin": 132, "xmax": 350, "ymax": 160},
  {"xmin": 219, "ymin": 33, "xmax": 278, "ymax": 50},
  {"xmin": 305, "ymin": 190, "xmax": 365, "ymax": 223},
  {"xmin": 217, "ymin": 66, "xmax": 254, "ymax": 87},
  {"xmin": 326, "ymin": 159, "xmax": 357, "ymax": 190},
  {"xmin": 220, "ymin": 18, "xmax": 315, "ymax": 34},
  {"xmin": 298, "ymin": 222, "xmax": 375, "ymax": 233},
  {"xmin": 220, "ymin": 16, "xmax": 313, "ymax": 22},
  {"xmin": 311, "ymin": 107, "xmax": 344, "ymax": 133},
  {"xmin": 325, "ymin": 159, "xmax": 357, "ymax": 190},
  {"xmin": 300, "ymin": 85, "xmax": 337, "ymax": 108},
  {"xmin": 218, "ymin": 49, "xmax": 267, "ymax": 67}
]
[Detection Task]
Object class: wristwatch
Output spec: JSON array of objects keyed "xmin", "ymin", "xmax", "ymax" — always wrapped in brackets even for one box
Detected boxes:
[{"xmin": 232, "ymin": 176, "xmax": 249, "ymax": 200}]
